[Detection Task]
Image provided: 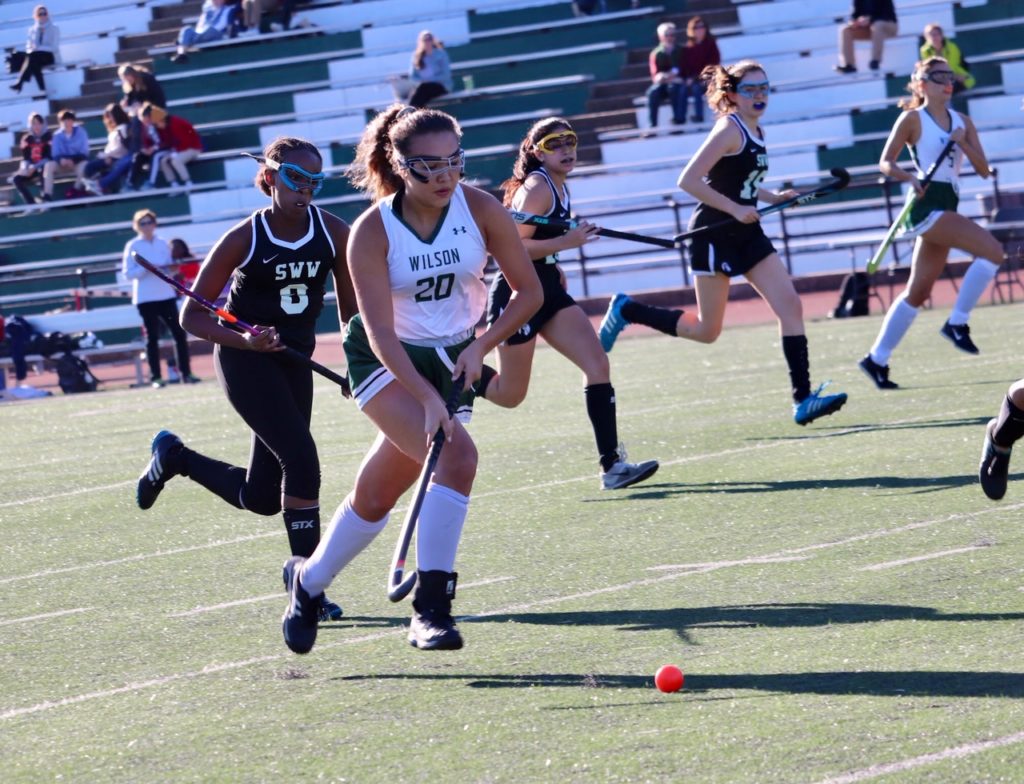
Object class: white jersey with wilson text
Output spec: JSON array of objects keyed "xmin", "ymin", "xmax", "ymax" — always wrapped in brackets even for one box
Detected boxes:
[
  {"xmin": 909, "ymin": 107, "xmax": 965, "ymax": 189},
  {"xmin": 378, "ymin": 184, "xmax": 488, "ymax": 342}
]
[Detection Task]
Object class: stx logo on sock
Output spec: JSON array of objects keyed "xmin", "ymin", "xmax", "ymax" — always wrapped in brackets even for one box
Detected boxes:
[{"xmin": 290, "ymin": 519, "xmax": 315, "ymax": 530}]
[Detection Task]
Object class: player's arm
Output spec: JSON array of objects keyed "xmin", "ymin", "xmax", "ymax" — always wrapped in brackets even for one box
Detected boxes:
[
  {"xmin": 321, "ymin": 209, "xmax": 357, "ymax": 324},
  {"xmin": 514, "ymin": 177, "xmax": 598, "ymax": 259},
  {"xmin": 956, "ymin": 113, "xmax": 992, "ymax": 178},
  {"xmin": 181, "ymin": 219, "xmax": 282, "ymax": 352},
  {"xmin": 879, "ymin": 110, "xmax": 924, "ymax": 195},
  {"xmin": 678, "ymin": 119, "xmax": 753, "ymax": 220}
]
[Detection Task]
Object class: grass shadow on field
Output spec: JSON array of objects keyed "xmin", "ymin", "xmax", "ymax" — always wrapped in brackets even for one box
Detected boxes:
[
  {"xmin": 590, "ymin": 472, "xmax": 985, "ymax": 500},
  {"xmin": 755, "ymin": 415, "xmax": 992, "ymax": 441},
  {"xmin": 471, "ymin": 603, "xmax": 1024, "ymax": 645},
  {"xmin": 337, "ymin": 670, "xmax": 1024, "ymax": 698}
]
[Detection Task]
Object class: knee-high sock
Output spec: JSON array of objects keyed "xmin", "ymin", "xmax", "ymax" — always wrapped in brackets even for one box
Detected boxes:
[
  {"xmin": 585, "ymin": 383, "xmax": 619, "ymax": 471},
  {"xmin": 781, "ymin": 334, "xmax": 811, "ymax": 403},
  {"xmin": 301, "ymin": 494, "xmax": 388, "ymax": 596},
  {"xmin": 949, "ymin": 258, "xmax": 999, "ymax": 325},
  {"xmin": 416, "ymin": 483, "xmax": 469, "ymax": 573},
  {"xmin": 282, "ymin": 506, "xmax": 320, "ymax": 559},
  {"xmin": 869, "ymin": 293, "xmax": 918, "ymax": 365},
  {"xmin": 621, "ymin": 300, "xmax": 683, "ymax": 336},
  {"xmin": 993, "ymin": 395, "xmax": 1024, "ymax": 449},
  {"xmin": 180, "ymin": 448, "xmax": 245, "ymax": 509}
]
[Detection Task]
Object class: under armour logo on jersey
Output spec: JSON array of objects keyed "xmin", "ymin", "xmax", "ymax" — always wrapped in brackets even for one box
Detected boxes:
[
  {"xmin": 290, "ymin": 519, "xmax": 315, "ymax": 530},
  {"xmin": 722, "ymin": 261, "xmax": 732, "ymax": 273},
  {"xmin": 452, "ymin": 226, "xmax": 467, "ymax": 235}
]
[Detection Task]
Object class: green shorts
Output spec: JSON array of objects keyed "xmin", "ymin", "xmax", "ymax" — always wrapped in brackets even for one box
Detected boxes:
[
  {"xmin": 343, "ymin": 313, "xmax": 476, "ymax": 423},
  {"xmin": 899, "ymin": 181, "xmax": 959, "ymax": 239}
]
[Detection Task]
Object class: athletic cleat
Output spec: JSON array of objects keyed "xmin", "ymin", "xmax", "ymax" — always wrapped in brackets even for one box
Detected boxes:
[
  {"xmin": 280, "ymin": 563, "xmax": 343, "ymax": 621},
  {"xmin": 598, "ymin": 293, "xmax": 632, "ymax": 352},
  {"xmin": 793, "ymin": 382, "xmax": 848, "ymax": 426},
  {"xmin": 940, "ymin": 320, "xmax": 980, "ymax": 354},
  {"xmin": 136, "ymin": 430, "xmax": 184, "ymax": 510},
  {"xmin": 979, "ymin": 418, "xmax": 1012, "ymax": 500},
  {"xmin": 282, "ymin": 556, "xmax": 321, "ymax": 654},
  {"xmin": 859, "ymin": 354, "xmax": 899, "ymax": 390},
  {"xmin": 409, "ymin": 570, "xmax": 463, "ymax": 651},
  {"xmin": 600, "ymin": 443, "xmax": 659, "ymax": 490}
]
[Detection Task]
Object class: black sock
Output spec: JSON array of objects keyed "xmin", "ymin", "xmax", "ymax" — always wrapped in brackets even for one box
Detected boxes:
[
  {"xmin": 621, "ymin": 300, "xmax": 683, "ymax": 336},
  {"xmin": 586, "ymin": 383, "xmax": 620, "ymax": 471},
  {"xmin": 180, "ymin": 448, "xmax": 246, "ymax": 509},
  {"xmin": 993, "ymin": 395, "xmax": 1024, "ymax": 449},
  {"xmin": 282, "ymin": 506, "xmax": 320, "ymax": 558},
  {"xmin": 782, "ymin": 334, "xmax": 811, "ymax": 403}
]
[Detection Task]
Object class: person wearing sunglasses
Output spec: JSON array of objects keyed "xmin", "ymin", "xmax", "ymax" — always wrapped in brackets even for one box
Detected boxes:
[
  {"xmin": 601, "ymin": 61, "xmax": 848, "ymax": 427},
  {"xmin": 10, "ymin": 6, "xmax": 61, "ymax": 95},
  {"xmin": 859, "ymin": 57, "xmax": 1002, "ymax": 390},
  {"xmin": 135, "ymin": 137, "xmax": 356, "ymax": 625},
  {"xmin": 479, "ymin": 117, "xmax": 659, "ymax": 490},
  {"xmin": 279, "ymin": 105, "xmax": 541, "ymax": 655}
]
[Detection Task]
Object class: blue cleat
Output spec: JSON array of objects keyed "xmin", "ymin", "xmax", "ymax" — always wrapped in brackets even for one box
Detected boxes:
[
  {"xmin": 282, "ymin": 556, "xmax": 321, "ymax": 654},
  {"xmin": 599, "ymin": 293, "xmax": 632, "ymax": 352},
  {"xmin": 136, "ymin": 430, "xmax": 184, "ymax": 510},
  {"xmin": 793, "ymin": 382, "xmax": 848, "ymax": 426}
]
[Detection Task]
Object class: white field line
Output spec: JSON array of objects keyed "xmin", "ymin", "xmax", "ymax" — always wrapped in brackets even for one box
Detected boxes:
[
  {"xmin": 858, "ymin": 545, "xmax": 990, "ymax": 571},
  {"xmin": 168, "ymin": 576, "xmax": 516, "ymax": 618},
  {"xmin": 0, "ymin": 607, "xmax": 92, "ymax": 627},
  {"xmin": 647, "ymin": 555, "xmax": 809, "ymax": 571},
  {"xmin": 812, "ymin": 729, "xmax": 1024, "ymax": 784},
  {"xmin": 0, "ymin": 480, "xmax": 135, "ymax": 509}
]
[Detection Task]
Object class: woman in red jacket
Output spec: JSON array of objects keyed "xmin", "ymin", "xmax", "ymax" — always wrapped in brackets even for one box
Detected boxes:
[
  {"xmin": 143, "ymin": 102, "xmax": 202, "ymax": 190},
  {"xmin": 678, "ymin": 16, "xmax": 720, "ymax": 124}
]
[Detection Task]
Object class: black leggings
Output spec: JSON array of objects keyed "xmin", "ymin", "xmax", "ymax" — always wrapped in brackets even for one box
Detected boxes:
[
  {"xmin": 15, "ymin": 50, "xmax": 54, "ymax": 91},
  {"xmin": 408, "ymin": 81, "xmax": 448, "ymax": 108},
  {"xmin": 137, "ymin": 298, "xmax": 191, "ymax": 379},
  {"xmin": 215, "ymin": 344, "xmax": 320, "ymax": 505}
]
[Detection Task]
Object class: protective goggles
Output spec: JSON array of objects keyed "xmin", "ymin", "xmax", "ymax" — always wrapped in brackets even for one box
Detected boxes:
[
  {"xmin": 734, "ymin": 81, "xmax": 770, "ymax": 98},
  {"xmin": 265, "ymin": 158, "xmax": 325, "ymax": 196},
  {"xmin": 919, "ymin": 70, "xmax": 956, "ymax": 86},
  {"xmin": 399, "ymin": 149, "xmax": 466, "ymax": 183},
  {"xmin": 534, "ymin": 130, "xmax": 578, "ymax": 154}
]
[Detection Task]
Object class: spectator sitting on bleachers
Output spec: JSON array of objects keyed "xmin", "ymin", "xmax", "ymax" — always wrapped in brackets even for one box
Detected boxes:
[
  {"xmin": 10, "ymin": 5, "xmax": 60, "ymax": 95},
  {"xmin": 9, "ymin": 112, "xmax": 52, "ymax": 206},
  {"xmin": 407, "ymin": 30, "xmax": 453, "ymax": 108},
  {"xmin": 170, "ymin": 238, "xmax": 200, "ymax": 288},
  {"xmin": 835, "ymin": 0, "xmax": 898, "ymax": 74},
  {"xmin": 920, "ymin": 23, "xmax": 975, "ymax": 92},
  {"xmin": 126, "ymin": 107, "xmax": 163, "ymax": 191},
  {"xmin": 119, "ymin": 64, "xmax": 166, "ymax": 117},
  {"xmin": 238, "ymin": 0, "xmax": 278, "ymax": 36},
  {"xmin": 170, "ymin": 0, "xmax": 235, "ymax": 64},
  {"xmin": 42, "ymin": 109, "xmax": 88, "ymax": 201},
  {"xmin": 83, "ymin": 104, "xmax": 133, "ymax": 196},
  {"xmin": 144, "ymin": 103, "xmax": 202, "ymax": 191},
  {"xmin": 678, "ymin": 16, "xmax": 719, "ymax": 124},
  {"xmin": 645, "ymin": 22, "xmax": 684, "ymax": 129}
]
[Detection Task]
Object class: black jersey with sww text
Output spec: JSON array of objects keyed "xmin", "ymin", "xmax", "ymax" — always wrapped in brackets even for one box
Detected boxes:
[
  {"xmin": 690, "ymin": 114, "xmax": 768, "ymax": 230},
  {"xmin": 225, "ymin": 206, "xmax": 336, "ymax": 350},
  {"xmin": 517, "ymin": 167, "xmax": 571, "ymax": 264}
]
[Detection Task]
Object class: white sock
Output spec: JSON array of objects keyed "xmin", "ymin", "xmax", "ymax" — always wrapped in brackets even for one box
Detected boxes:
[
  {"xmin": 949, "ymin": 258, "xmax": 1000, "ymax": 325},
  {"xmin": 870, "ymin": 294, "xmax": 918, "ymax": 366},
  {"xmin": 415, "ymin": 483, "xmax": 469, "ymax": 573},
  {"xmin": 300, "ymin": 494, "xmax": 388, "ymax": 596}
]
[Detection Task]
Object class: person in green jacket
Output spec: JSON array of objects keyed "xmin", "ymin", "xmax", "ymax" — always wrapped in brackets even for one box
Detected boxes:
[{"xmin": 921, "ymin": 24, "xmax": 975, "ymax": 91}]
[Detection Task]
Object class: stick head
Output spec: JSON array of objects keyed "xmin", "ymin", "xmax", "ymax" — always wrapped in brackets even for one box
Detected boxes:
[
  {"xmin": 828, "ymin": 167, "xmax": 852, "ymax": 190},
  {"xmin": 387, "ymin": 572, "xmax": 417, "ymax": 603}
]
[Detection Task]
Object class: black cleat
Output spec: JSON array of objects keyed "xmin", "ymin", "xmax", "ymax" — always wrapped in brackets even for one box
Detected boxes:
[
  {"xmin": 409, "ymin": 570, "xmax": 463, "ymax": 651},
  {"xmin": 859, "ymin": 355, "xmax": 899, "ymax": 390},
  {"xmin": 979, "ymin": 418, "xmax": 1012, "ymax": 500},
  {"xmin": 136, "ymin": 430, "xmax": 185, "ymax": 510},
  {"xmin": 940, "ymin": 320, "xmax": 980, "ymax": 354},
  {"xmin": 281, "ymin": 556, "xmax": 321, "ymax": 654},
  {"xmin": 281, "ymin": 563, "xmax": 342, "ymax": 622}
]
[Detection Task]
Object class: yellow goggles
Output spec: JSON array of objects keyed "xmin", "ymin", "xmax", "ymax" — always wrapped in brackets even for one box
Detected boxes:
[{"xmin": 535, "ymin": 130, "xmax": 578, "ymax": 154}]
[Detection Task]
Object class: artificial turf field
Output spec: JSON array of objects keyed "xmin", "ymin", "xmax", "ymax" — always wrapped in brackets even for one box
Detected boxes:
[{"xmin": 2, "ymin": 301, "xmax": 1023, "ymax": 783}]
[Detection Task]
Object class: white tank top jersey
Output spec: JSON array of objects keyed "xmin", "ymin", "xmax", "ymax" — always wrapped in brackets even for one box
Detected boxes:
[
  {"xmin": 910, "ymin": 107, "xmax": 965, "ymax": 189},
  {"xmin": 378, "ymin": 183, "xmax": 489, "ymax": 343}
]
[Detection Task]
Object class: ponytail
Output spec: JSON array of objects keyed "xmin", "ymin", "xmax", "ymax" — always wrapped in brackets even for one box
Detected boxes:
[{"xmin": 702, "ymin": 60, "xmax": 767, "ymax": 117}]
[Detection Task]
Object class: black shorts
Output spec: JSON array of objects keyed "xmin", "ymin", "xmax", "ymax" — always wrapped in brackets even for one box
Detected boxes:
[
  {"xmin": 688, "ymin": 223, "xmax": 776, "ymax": 278},
  {"xmin": 487, "ymin": 262, "xmax": 575, "ymax": 345}
]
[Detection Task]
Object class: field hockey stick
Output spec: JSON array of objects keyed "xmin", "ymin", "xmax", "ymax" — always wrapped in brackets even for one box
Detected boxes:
[
  {"xmin": 387, "ymin": 374, "xmax": 466, "ymax": 603},
  {"xmin": 865, "ymin": 140, "xmax": 956, "ymax": 274},
  {"xmin": 672, "ymin": 167, "xmax": 852, "ymax": 244},
  {"xmin": 132, "ymin": 252, "xmax": 351, "ymax": 397},
  {"xmin": 509, "ymin": 211, "xmax": 678, "ymax": 249}
]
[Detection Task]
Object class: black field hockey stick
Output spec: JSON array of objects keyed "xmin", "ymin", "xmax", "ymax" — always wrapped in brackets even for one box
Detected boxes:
[
  {"xmin": 866, "ymin": 140, "xmax": 956, "ymax": 273},
  {"xmin": 672, "ymin": 167, "xmax": 852, "ymax": 244},
  {"xmin": 387, "ymin": 374, "xmax": 466, "ymax": 603},
  {"xmin": 132, "ymin": 252, "xmax": 351, "ymax": 397},
  {"xmin": 509, "ymin": 210, "xmax": 678, "ymax": 249}
]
